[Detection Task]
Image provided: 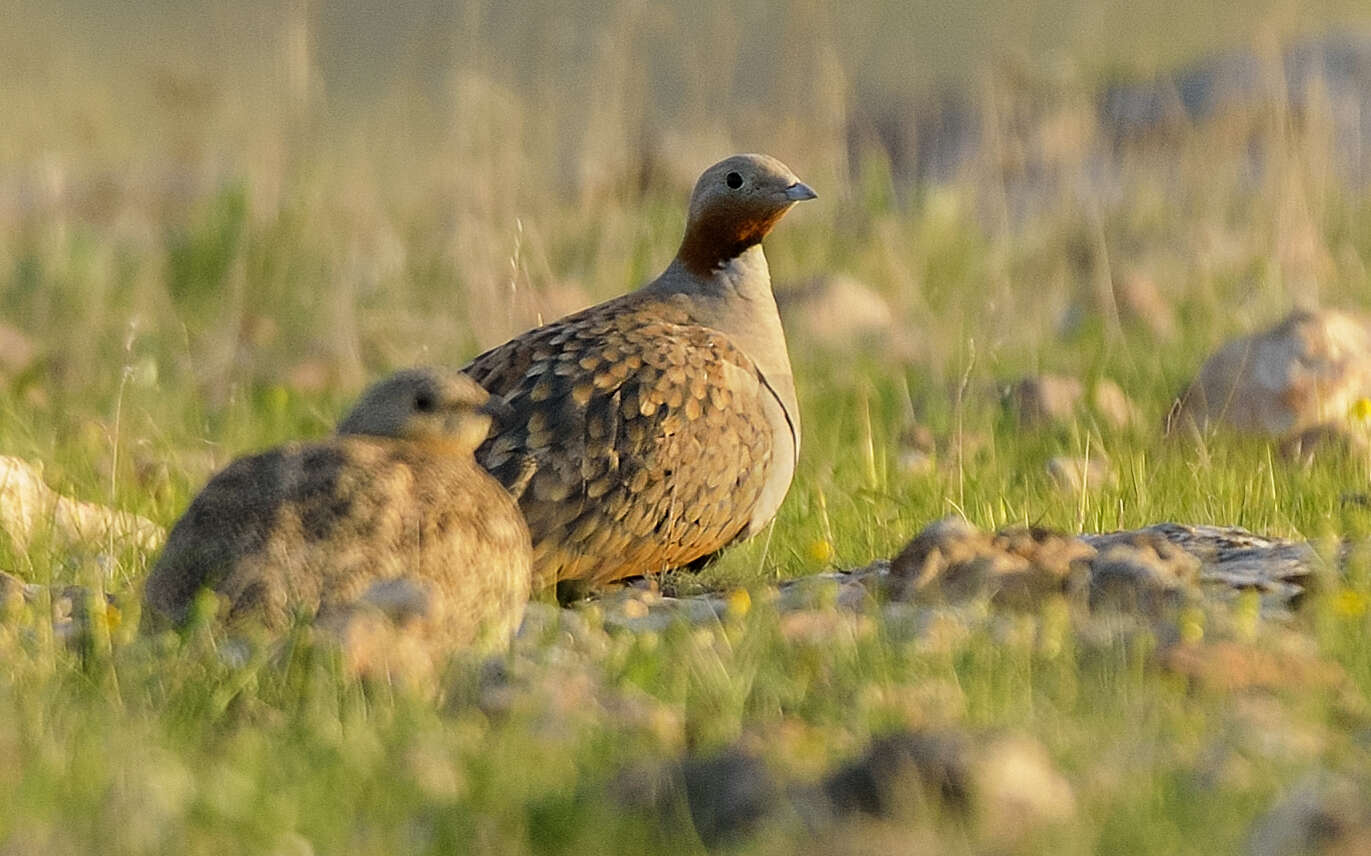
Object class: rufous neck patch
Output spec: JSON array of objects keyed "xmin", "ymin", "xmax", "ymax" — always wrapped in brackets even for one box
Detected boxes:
[{"xmin": 676, "ymin": 204, "xmax": 788, "ymax": 277}]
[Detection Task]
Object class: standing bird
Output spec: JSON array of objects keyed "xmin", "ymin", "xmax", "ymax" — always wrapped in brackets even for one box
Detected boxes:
[
  {"xmin": 464, "ymin": 153, "xmax": 815, "ymax": 587},
  {"xmin": 142, "ymin": 368, "xmax": 531, "ymax": 655}
]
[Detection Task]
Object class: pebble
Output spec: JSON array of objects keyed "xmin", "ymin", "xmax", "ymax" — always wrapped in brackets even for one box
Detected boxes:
[
  {"xmin": 1047, "ymin": 455, "xmax": 1114, "ymax": 492},
  {"xmin": 681, "ymin": 748, "xmax": 781, "ymax": 847},
  {"xmin": 1248, "ymin": 772, "xmax": 1371, "ymax": 856},
  {"xmin": 973, "ymin": 734, "xmax": 1076, "ymax": 841},
  {"xmin": 1089, "ymin": 380, "xmax": 1138, "ymax": 430},
  {"xmin": 1009, "ymin": 374, "xmax": 1085, "ymax": 426},
  {"xmin": 822, "ymin": 730, "xmax": 973, "ymax": 820}
]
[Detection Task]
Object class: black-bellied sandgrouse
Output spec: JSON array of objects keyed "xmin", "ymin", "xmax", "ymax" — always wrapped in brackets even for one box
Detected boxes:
[
  {"xmin": 142, "ymin": 368, "xmax": 532, "ymax": 653},
  {"xmin": 464, "ymin": 153, "xmax": 815, "ymax": 587}
]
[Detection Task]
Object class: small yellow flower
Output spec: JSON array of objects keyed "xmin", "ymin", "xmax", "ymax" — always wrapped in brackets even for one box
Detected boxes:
[
  {"xmin": 1331, "ymin": 588, "xmax": 1369, "ymax": 619},
  {"xmin": 1179, "ymin": 606, "xmax": 1205, "ymax": 645},
  {"xmin": 1351, "ymin": 398, "xmax": 1371, "ymax": 423},
  {"xmin": 725, "ymin": 588, "xmax": 751, "ymax": 619},
  {"xmin": 635, "ymin": 631, "xmax": 660, "ymax": 653},
  {"xmin": 266, "ymin": 384, "xmax": 291, "ymax": 416},
  {"xmin": 807, "ymin": 539, "xmax": 834, "ymax": 564}
]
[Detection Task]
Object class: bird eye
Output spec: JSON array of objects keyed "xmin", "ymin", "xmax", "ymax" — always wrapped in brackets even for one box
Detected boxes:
[
  {"xmin": 725, "ymin": 171, "xmax": 743, "ymax": 189},
  {"xmin": 414, "ymin": 392, "xmax": 436, "ymax": 412}
]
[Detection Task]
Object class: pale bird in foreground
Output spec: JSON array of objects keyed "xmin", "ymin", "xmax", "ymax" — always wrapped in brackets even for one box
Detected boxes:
[
  {"xmin": 142, "ymin": 368, "xmax": 532, "ymax": 655},
  {"xmin": 464, "ymin": 153, "xmax": 816, "ymax": 587}
]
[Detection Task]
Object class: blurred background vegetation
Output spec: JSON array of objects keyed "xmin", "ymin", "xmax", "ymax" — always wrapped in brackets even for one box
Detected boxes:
[
  {"xmin": 9, "ymin": 5, "xmax": 1371, "ymax": 854},
  {"xmin": 3, "ymin": 0, "xmax": 1371, "ymax": 546}
]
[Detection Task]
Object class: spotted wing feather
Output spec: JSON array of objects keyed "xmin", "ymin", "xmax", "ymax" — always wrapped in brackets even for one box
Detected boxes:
[{"xmin": 465, "ymin": 294, "xmax": 773, "ymax": 586}]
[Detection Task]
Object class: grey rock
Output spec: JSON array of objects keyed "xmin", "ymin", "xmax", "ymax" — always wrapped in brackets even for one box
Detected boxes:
[
  {"xmin": 890, "ymin": 518, "xmax": 1095, "ymax": 608},
  {"xmin": 1087, "ymin": 533, "xmax": 1202, "ymax": 615},
  {"xmin": 822, "ymin": 730, "xmax": 973, "ymax": 820},
  {"xmin": 774, "ymin": 574, "xmax": 845, "ymax": 611},
  {"xmin": 682, "ymin": 748, "xmax": 781, "ymax": 847},
  {"xmin": 541, "ymin": 522, "xmax": 1325, "ymax": 642},
  {"xmin": 1009, "ymin": 375, "xmax": 1086, "ymax": 426},
  {"xmin": 1047, "ymin": 455, "xmax": 1114, "ymax": 492},
  {"xmin": 1083, "ymin": 523, "xmax": 1317, "ymax": 612},
  {"xmin": 1248, "ymin": 772, "xmax": 1371, "ymax": 856},
  {"xmin": 1176, "ymin": 309, "xmax": 1371, "ymax": 441}
]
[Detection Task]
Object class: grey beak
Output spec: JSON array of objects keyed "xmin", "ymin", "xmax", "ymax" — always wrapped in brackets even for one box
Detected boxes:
[
  {"xmin": 480, "ymin": 394, "xmax": 516, "ymax": 426},
  {"xmin": 784, "ymin": 181, "xmax": 818, "ymax": 201}
]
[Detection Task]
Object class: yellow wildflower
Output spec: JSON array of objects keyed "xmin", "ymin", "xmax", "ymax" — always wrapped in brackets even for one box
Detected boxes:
[
  {"xmin": 1331, "ymin": 588, "xmax": 1369, "ymax": 618},
  {"xmin": 1179, "ymin": 606, "xmax": 1205, "ymax": 645},
  {"xmin": 725, "ymin": 588, "xmax": 751, "ymax": 619},
  {"xmin": 807, "ymin": 539, "xmax": 835, "ymax": 564}
]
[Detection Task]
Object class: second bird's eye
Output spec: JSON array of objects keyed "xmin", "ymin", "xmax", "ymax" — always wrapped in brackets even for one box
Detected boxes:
[
  {"xmin": 414, "ymin": 392, "xmax": 435, "ymax": 412},
  {"xmin": 725, "ymin": 171, "xmax": 743, "ymax": 189}
]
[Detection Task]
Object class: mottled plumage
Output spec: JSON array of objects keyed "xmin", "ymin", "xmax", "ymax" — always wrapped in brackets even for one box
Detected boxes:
[
  {"xmin": 142, "ymin": 369, "xmax": 531, "ymax": 653},
  {"xmin": 465, "ymin": 154, "xmax": 815, "ymax": 586}
]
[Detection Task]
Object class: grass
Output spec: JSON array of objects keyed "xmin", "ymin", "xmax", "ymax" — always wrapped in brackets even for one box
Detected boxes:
[{"xmin": 5, "ymin": 0, "xmax": 1371, "ymax": 852}]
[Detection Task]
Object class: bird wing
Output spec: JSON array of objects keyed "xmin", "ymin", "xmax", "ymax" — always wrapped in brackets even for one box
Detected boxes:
[
  {"xmin": 464, "ymin": 294, "xmax": 774, "ymax": 586},
  {"xmin": 144, "ymin": 441, "xmax": 382, "ymax": 627},
  {"xmin": 143, "ymin": 446, "xmax": 300, "ymax": 626}
]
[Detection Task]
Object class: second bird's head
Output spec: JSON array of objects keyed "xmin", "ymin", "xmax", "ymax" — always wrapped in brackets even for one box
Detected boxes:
[
  {"xmin": 679, "ymin": 153, "xmax": 816, "ymax": 275},
  {"xmin": 337, "ymin": 367, "xmax": 512, "ymax": 454}
]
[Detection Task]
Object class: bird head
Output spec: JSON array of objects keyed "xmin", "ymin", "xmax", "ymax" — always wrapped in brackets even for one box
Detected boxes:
[
  {"xmin": 337, "ymin": 367, "xmax": 512, "ymax": 455},
  {"xmin": 677, "ymin": 153, "xmax": 816, "ymax": 276}
]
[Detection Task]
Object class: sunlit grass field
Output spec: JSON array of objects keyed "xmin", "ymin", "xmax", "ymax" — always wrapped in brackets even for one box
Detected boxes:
[{"xmin": 5, "ymin": 1, "xmax": 1371, "ymax": 852}]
